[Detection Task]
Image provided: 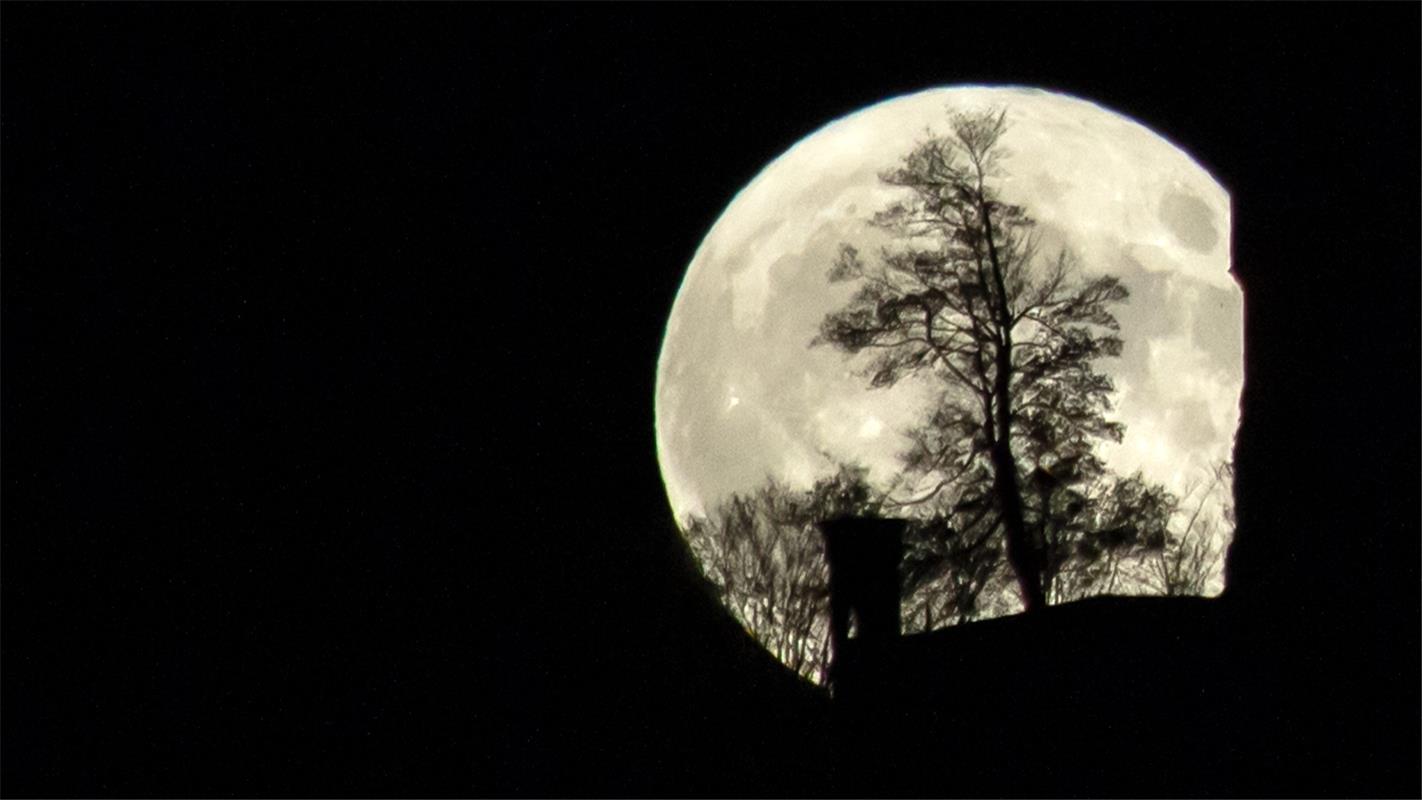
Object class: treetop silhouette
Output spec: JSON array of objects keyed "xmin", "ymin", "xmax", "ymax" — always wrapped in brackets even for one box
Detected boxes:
[
  {"xmin": 813, "ymin": 106, "xmax": 1137, "ymax": 612},
  {"xmin": 684, "ymin": 105, "xmax": 1225, "ymax": 685}
]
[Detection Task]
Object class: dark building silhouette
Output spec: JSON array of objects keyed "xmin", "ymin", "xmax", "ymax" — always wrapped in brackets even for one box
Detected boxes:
[{"xmin": 818, "ymin": 517, "xmax": 906, "ymax": 687}]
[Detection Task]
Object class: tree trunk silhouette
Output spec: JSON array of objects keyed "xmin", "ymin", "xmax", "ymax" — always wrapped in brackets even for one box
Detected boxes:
[
  {"xmin": 814, "ymin": 106, "xmax": 1141, "ymax": 618},
  {"xmin": 982, "ymin": 196, "xmax": 1046, "ymax": 612}
]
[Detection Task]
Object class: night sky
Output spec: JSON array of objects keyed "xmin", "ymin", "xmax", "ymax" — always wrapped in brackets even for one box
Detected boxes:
[{"xmin": 3, "ymin": 5, "xmax": 1417, "ymax": 796}]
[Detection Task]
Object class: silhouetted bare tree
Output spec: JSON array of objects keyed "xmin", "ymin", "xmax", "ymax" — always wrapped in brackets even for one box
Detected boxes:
[
  {"xmin": 1038, "ymin": 471, "xmax": 1174, "ymax": 602},
  {"xmin": 899, "ymin": 518, "xmax": 1007, "ymax": 630},
  {"xmin": 1141, "ymin": 462, "xmax": 1231, "ymax": 596},
  {"xmin": 683, "ymin": 465, "xmax": 878, "ymax": 683},
  {"xmin": 814, "ymin": 107, "xmax": 1157, "ymax": 612}
]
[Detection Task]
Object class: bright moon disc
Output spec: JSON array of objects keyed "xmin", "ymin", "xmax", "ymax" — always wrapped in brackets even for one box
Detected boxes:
[{"xmin": 655, "ymin": 86, "xmax": 1241, "ymax": 588}]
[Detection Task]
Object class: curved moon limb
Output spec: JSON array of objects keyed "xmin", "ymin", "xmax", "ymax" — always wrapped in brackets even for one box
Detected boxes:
[{"xmin": 655, "ymin": 86, "xmax": 1240, "ymax": 595}]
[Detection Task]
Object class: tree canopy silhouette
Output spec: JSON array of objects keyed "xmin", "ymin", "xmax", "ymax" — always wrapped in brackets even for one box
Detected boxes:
[
  {"xmin": 683, "ymin": 466, "xmax": 877, "ymax": 683},
  {"xmin": 814, "ymin": 107, "xmax": 1149, "ymax": 612}
]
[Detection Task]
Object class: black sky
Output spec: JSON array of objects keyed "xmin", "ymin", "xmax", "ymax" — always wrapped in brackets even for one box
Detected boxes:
[{"xmin": 3, "ymin": 4, "xmax": 1418, "ymax": 796}]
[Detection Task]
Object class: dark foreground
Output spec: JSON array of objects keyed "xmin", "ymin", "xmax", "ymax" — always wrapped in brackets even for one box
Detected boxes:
[{"xmin": 832, "ymin": 594, "xmax": 1414, "ymax": 797}]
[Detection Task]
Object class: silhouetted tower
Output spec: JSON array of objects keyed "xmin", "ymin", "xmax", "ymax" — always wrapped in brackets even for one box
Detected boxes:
[{"xmin": 819, "ymin": 517, "xmax": 906, "ymax": 687}]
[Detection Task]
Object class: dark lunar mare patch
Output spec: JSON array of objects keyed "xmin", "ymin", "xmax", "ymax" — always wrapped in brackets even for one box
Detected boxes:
[{"xmin": 1159, "ymin": 190, "xmax": 1218, "ymax": 252}]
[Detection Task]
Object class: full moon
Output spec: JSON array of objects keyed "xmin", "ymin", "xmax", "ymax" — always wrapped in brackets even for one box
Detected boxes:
[{"xmin": 656, "ymin": 86, "xmax": 1241, "ymax": 587}]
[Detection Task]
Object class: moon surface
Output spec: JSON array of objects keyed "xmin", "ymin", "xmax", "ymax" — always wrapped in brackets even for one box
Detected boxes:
[{"xmin": 655, "ymin": 87, "xmax": 1241, "ymax": 569}]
